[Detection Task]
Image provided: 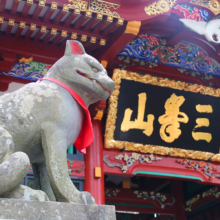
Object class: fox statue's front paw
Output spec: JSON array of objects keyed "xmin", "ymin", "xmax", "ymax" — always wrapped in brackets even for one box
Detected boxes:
[{"xmin": 80, "ymin": 191, "xmax": 96, "ymax": 205}]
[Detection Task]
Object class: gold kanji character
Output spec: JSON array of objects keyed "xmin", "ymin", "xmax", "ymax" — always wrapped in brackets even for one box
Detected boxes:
[
  {"xmin": 192, "ymin": 104, "xmax": 213, "ymax": 142},
  {"xmin": 121, "ymin": 93, "xmax": 154, "ymax": 136},
  {"xmin": 158, "ymin": 93, "xmax": 189, "ymax": 143}
]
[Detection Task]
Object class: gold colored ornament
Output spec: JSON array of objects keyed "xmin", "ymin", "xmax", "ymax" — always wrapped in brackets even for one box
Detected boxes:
[
  {"xmin": 39, "ymin": 0, "xmax": 45, "ymax": 7},
  {"xmin": 81, "ymin": 34, "xmax": 87, "ymax": 41},
  {"xmin": 51, "ymin": 2, "xmax": 58, "ymax": 10},
  {"xmin": 27, "ymin": 0, "xmax": 33, "ymax": 4},
  {"xmin": 8, "ymin": 19, "xmax": 15, "ymax": 26},
  {"xmin": 86, "ymin": 10, "xmax": 92, "ymax": 17},
  {"xmin": 91, "ymin": 36, "xmax": 96, "ymax": 43},
  {"xmin": 74, "ymin": 8, "xmax": 80, "ymax": 14},
  {"xmin": 209, "ymin": 0, "xmax": 220, "ymax": 14},
  {"xmin": 71, "ymin": 32, "xmax": 77, "ymax": 39},
  {"xmin": 41, "ymin": 26, "xmax": 47, "ymax": 33},
  {"xmin": 144, "ymin": 0, "xmax": 177, "ymax": 15},
  {"xmin": 118, "ymin": 18, "xmax": 124, "ymax": 25},
  {"xmin": 107, "ymin": 15, "xmax": 113, "ymax": 22},
  {"xmin": 190, "ymin": 0, "xmax": 220, "ymax": 15},
  {"xmin": 19, "ymin": 21, "xmax": 26, "ymax": 28},
  {"xmin": 61, "ymin": 30, "xmax": 67, "ymax": 37},
  {"xmin": 97, "ymin": 13, "xmax": 103, "ymax": 20},
  {"xmin": 51, "ymin": 28, "xmax": 57, "ymax": 35},
  {"xmin": 0, "ymin": 17, "xmax": 4, "ymax": 24},
  {"xmin": 68, "ymin": 0, "xmax": 88, "ymax": 11},
  {"xmin": 100, "ymin": 39, "xmax": 106, "ymax": 45},
  {"xmin": 30, "ymin": 23, "xmax": 36, "ymax": 31},
  {"xmin": 68, "ymin": 0, "xmax": 124, "ymax": 23},
  {"xmin": 63, "ymin": 4, "xmax": 69, "ymax": 12}
]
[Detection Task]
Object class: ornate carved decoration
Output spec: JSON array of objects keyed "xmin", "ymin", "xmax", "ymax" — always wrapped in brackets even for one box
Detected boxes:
[
  {"xmin": 190, "ymin": 0, "xmax": 220, "ymax": 15},
  {"xmin": 67, "ymin": 159, "xmax": 85, "ymax": 174},
  {"xmin": 105, "ymin": 188, "xmax": 120, "ymax": 197},
  {"xmin": 144, "ymin": 0, "xmax": 177, "ymax": 15},
  {"xmin": 68, "ymin": 0, "xmax": 124, "ymax": 24},
  {"xmin": 71, "ymin": 32, "xmax": 77, "ymax": 39},
  {"xmin": 19, "ymin": 21, "xmax": 25, "ymax": 29},
  {"xmin": 185, "ymin": 187, "xmax": 220, "ymax": 212},
  {"xmin": 0, "ymin": 59, "xmax": 49, "ymax": 81},
  {"xmin": 30, "ymin": 23, "xmax": 36, "ymax": 31},
  {"xmin": 61, "ymin": 30, "xmax": 67, "ymax": 37},
  {"xmin": 104, "ymin": 153, "xmax": 162, "ymax": 173},
  {"xmin": 134, "ymin": 191, "xmax": 175, "ymax": 209},
  {"xmin": 173, "ymin": 4, "xmax": 210, "ymax": 21},
  {"xmin": 40, "ymin": 26, "xmax": 47, "ymax": 33},
  {"xmin": 8, "ymin": 19, "xmax": 15, "ymax": 26},
  {"xmin": 105, "ymin": 69, "xmax": 220, "ymax": 162},
  {"xmin": 176, "ymin": 159, "xmax": 220, "ymax": 182},
  {"xmin": 118, "ymin": 34, "xmax": 220, "ymax": 76}
]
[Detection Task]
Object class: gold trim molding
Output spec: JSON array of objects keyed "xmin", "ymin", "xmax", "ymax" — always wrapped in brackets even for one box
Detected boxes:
[
  {"xmin": 105, "ymin": 69, "xmax": 220, "ymax": 162},
  {"xmin": 190, "ymin": 0, "xmax": 220, "ymax": 15},
  {"xmin": 144, "ymin": 0, "xmax": 177, "ymax": 15},
  {"xmin": 68, "ymin": 0, "xmax": 124, "ymax": 25}
]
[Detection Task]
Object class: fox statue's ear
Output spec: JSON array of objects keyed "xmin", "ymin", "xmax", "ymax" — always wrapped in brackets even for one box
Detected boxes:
[{"xmin": 65, "ymin": 40, "xmax": 85, "ymax": 56}]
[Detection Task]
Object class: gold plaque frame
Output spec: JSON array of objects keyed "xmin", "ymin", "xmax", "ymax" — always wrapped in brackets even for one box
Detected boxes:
[{"xmin": 105, "ymin": 69, "xmax": 220, "ymax": 162}]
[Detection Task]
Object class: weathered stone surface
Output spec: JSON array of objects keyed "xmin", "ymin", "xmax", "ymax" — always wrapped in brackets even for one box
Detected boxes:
[
  {"xmin": 0, "ymin": 40, "xmax": 115, "ymax": 204},
  {"xmin": 0, "ymin": 199, "xmax": 116, "ymax": 220}
]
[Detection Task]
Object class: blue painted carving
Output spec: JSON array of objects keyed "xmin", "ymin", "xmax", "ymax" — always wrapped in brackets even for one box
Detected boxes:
[
  {"xmin": 0, "ymin": 61, "xmax": 50, "ymax": 81},
  {"xmin": 118, "ymin": 34, "xmax": 220, "ymax": 77}
]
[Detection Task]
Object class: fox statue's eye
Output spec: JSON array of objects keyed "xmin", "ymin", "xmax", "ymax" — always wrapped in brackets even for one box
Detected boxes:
[{"xmin": 92, "ymin": 67, "xmax": 98, "ymax": 72}]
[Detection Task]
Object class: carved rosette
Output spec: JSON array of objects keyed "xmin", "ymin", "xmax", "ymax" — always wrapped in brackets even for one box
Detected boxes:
[
  {"xmin": 144, "ymin": 0, "xmax": 177, "ymax": 15},
  {"xmin": 190, "ymin": 0, "xmax": 220, "ymax": 15}
]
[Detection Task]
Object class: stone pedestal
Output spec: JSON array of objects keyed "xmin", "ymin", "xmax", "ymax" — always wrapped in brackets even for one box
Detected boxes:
[{"xmin": 0, "ymin": 199, "xmax": 116, "ymax": 220}]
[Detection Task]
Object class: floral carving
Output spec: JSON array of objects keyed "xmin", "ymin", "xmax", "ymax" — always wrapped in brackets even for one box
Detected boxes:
[
  {"xmin": 118, "ymin": 34, "xmax": 220, "ymax": 76},
  {"xmin": 173, "ymin": 4, "xmax": 210, "ymax": 21},
  {"xmin": 134, "ymin": 191, "xmax": 175, "ymax": 209},
  {"xmin": 185, "ymin": 187, "xmax": 220, "ymax": 212},
  {"xmin": 144, "ymin": 0, "xmax": 177, "ymax": 15},
  {"xmin": 67, "ymin": 159, "xmax": 85, "ymax": 175},
  {"xmin": 190, "ymin": 0, "xmax": 220, "ymax": 15},
  {"xmin": 0, "ymin": 60, "xmax": 49, "ymax": 81},
  {"xmin": 176, "ymin": 159, "xmax": 220, "ymax": 182},
  {"xmin": 105, "ymin": 188, "xmax": 120, "ymax": 197},
  {"xmin": 104, "ymin": 153, "xmax": 162, "ymax": 173}
]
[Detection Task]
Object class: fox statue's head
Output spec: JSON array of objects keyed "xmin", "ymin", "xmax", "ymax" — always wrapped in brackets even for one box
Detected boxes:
[{"xmin": 45, "ymin": 40, "xmax": 115, "ymax": 105}]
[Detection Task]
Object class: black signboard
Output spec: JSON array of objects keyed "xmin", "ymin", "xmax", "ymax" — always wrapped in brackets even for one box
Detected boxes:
[
  {"xmin": 105, "ymin": 70, "xmax": 220, "ymax": 161},
  {"xmin": 114, "ymin": 79, "xmax": 220, "ymax": 153}
]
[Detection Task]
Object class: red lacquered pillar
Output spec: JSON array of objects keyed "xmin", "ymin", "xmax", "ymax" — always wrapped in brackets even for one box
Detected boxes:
[{"xmin": 84, "ymin": 110, "xmax": 105, "ymax": 205}]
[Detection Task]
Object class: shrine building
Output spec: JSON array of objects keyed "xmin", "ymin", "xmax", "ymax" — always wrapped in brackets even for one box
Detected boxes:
[{"xmin": 1, "ymin": 0, "xmax": 220, "ymax": 219}]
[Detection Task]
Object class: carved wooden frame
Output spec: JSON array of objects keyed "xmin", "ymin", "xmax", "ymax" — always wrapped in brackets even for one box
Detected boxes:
[{"xmin": 105, "ymin": 69, "xmax": 220, "ymax": 162}]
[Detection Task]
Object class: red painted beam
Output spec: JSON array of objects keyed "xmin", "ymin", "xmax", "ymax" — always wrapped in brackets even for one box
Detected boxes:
[
  {"xmin": 10, "ymin": 0, "xmax": 19, "ymax": 15},
  {"xmin": 103, "ymin": 149, "xmax": 220, "ymax": 185},
  {"xmin": 95, "ymin": 24, "xmax": 135, "ymax": 62},
  {"xmin": 0, "ymin": 0, "xmax": 6, "ymax": 12},
  {"xmin": 0, "ymin": 34, "xmax": 62, "ymax": 64},
  {"xmin": 32, "ymin": 5, "xmax": 43, "ymax": 20},
  {"xmin": 42, "ymin": 7, "xmax": 56, "ymax": 22},
  {"xmin": 21, "ymin": 1, "xmax": 33, "ymax": 18},
  {"xmin": 0, "ymin": 11, "xmax": 108, "ymax": 40},
  {"xmin": 63, "ymin": 10, "xmax": 79, "ymax": 27}
]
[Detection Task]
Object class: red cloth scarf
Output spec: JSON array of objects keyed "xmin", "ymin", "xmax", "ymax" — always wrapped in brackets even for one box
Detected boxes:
[{"xmin": 38, "ymin": 77, "xmax": 93, "ymax": 154}]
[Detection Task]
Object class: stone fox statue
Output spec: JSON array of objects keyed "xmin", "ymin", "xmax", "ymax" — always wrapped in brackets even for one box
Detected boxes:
[{"xmin": 0, "ymin": 40, "xmax": 115, "ymax": 204}]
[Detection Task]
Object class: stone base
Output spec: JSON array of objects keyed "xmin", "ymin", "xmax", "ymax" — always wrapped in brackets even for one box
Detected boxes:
[{"xmin": 0, "ymin": 199, "xmax": 116, "ymax": 220}]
